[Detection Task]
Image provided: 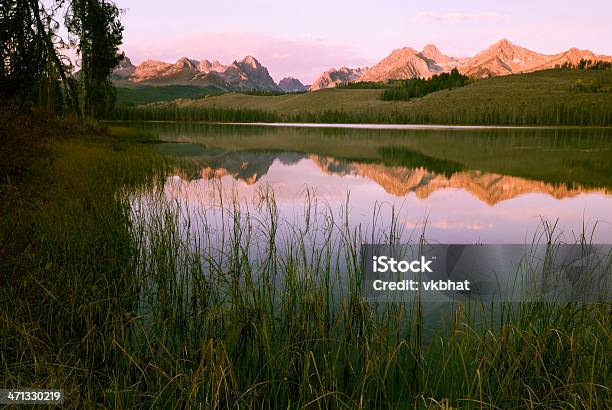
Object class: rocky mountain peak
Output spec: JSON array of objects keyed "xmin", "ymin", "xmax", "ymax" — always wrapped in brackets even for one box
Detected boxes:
[
  {"xmin": 358, "ymin": 46, "xmax": 432, "ymax": 82},
  {"xmin": 463, "ymin": 39, "xmax": 548, "ymax": 77},
  {"xmin": 111, "ymin": 55, "xmax": 136, "ymax": 78},
  {"xmin": 239, "ymin": 55, "xmax": 261, "ymax": 69},
  {"xmin": 198, "ymin": 59, "xmax": 212, "ymax": 70},
  {"xmin": 309, "ymin": 66, "xmax": 366, "ymax": 91},
  {"xmin": 421, "ymin": 44, "xmax": 441, "ymax": 56},
  {"xmin": 174, "ymin": 57, "xmax": 198, "ymax": 70},
  {"xmin": 278, "ymin": 77, "xmax": 306, "ymax": 92},
  {"xmin": 495, "ymin": 38, "xmax": 513, "ymax": 47},
  {"xmin": 492, "ymin": 39, "xmax": 523, "ymax": 57},
  {"xmin": 199, "ymin": 59, "xmax": 227, "ymax": 73}
]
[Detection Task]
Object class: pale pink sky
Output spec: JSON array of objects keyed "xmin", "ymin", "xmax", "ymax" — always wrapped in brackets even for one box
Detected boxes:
[{"xmin": 117, "ymin": 0, "xmax": 612, "ymax": 83}]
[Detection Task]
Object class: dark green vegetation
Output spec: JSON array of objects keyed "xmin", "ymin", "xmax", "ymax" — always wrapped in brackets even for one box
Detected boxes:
[
  {"xmin": 0, "ymin": 116, "xmax": 165, "ymax": 406},
  {"xmin": 337, "ymin": 68, "xmax": 470, "ymax": 101},
  {"xmin": 108, "ymin": 69, "xmax": 612, "ymax": 126},
  {"xmin": 115, "ymin": 85, "xmax": 224, "ymax": 106},
  {"xmin": 559, "ymin": 58, "xmax": 612, "ymax": 70},
  {"xmin": 572, "ymin": 78, "xmax": 609, "ymax": 93},
  {"xmin": 380, "ymin": 69, "xmax": 469, "ymax": 100},
  {"xmin": 1, "ymin": 0, "xmax": 124, "ymax": 119}
]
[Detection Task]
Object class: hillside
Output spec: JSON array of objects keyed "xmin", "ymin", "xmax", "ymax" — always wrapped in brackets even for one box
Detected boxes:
[
  {"xmin": 118, "ymin": 69, "xmax": 612, "ymax": 125},
  {"xmin": 115, "ymin": 85, "xmax": 224, "ymax": 105}
]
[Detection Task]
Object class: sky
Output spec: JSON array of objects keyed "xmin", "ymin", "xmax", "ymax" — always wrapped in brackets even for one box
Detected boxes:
[{"xmin": 117, "ymin": 0, "xmax": 612, "ymax": 83}]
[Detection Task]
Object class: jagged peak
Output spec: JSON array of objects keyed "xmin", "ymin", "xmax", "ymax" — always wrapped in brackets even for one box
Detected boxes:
[
  {"xmin": 391, "ymin": 46, "xmax": 419, "ymax": 55},
  {"xmin": 422, "ymin": 44, "xmax": 441, "ymax": 53},
  {"xmin": 239, "ymin": 55, "xmax": 261, "ymax": 68},
  {"xmin": 494, "ymin": 38, "xmax": 514, "ymax": 47},
  {"xmin": 174, "ymin": 57, "xmax": 198, "ymax": 67},
  {"xmin": 120, "ymin": 55, "xmax": 133, "ymax": 65},
  {"xmin": 565, "ymin": 47, "xmax": 592, "ymax": 55}
]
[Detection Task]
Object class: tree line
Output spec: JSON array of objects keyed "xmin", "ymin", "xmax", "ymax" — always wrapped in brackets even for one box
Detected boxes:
[
  {"xmin": 335, "ymin": 68, "xmax": 470, "ymax": 101},
  {"xmin": 1, "ymin": 0, "xmax": 123, "ymax": 119},
  {"xmin": 108, "ymin": 99, "xmax": 612, "ymax": 126},
  {"xmin": 556, "ymin": 59, "xmax": 612, "ymax": 70},
  {"xmin": 380, "ymin": 68, "xmax": 469, "ymax": 101}
]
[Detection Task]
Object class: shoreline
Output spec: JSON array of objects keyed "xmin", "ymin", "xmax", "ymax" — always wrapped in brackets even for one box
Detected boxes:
[{"xmin": 102, "ymin": 120, "xmax": 612, "ymax": 130}]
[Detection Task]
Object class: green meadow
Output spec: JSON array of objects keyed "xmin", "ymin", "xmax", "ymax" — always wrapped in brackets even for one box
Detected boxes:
[
  {"xmin": 115, "ymin": 84, "xmax": 224, "ymax": 106},
  {"xmin": 110, "ymin": 69, "xmax": 612, "ymax": 125}
]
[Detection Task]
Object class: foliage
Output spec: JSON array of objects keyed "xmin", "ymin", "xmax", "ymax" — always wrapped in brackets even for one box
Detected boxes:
[
  {"xmin": 65, "ymin": 0, "xmax": 124, "ymax": 118},
  {"xmin": 110, "ymin": 103, "xmax": 283, "ymax": 122},
  {"xmin": 572, "ymin": 79, "xmax": 604, "ymax": 93},
  {"xmin": 380, "ymin": 68, "xmax": 470, "ymax": 101},
  {"xmin": 556, "ymin": 59, "xmax": 612, "ymax": 70},
  {"xmin": 0, "ymin": 0, "xmax": 75, "ymax": 112},
  {"xmin": 0, "ymin": 0, "xmax": 123, "ymax": 119},
  {"xmin": 109, "ymin": 99, "xmax": 612, "ymax": 126},
  {"xmin": 115, "ymin": 85, "xmax": 224, "ymax": 106},
  {"xmin": 335, "ymin": 69, "xmax": 470, "ymax": 100}
]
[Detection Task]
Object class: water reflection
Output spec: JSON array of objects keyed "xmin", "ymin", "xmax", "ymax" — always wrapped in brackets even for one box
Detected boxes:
[
  {"xmin": 118, "ymin": 122, "xmax": 612, "ymax": 243},
  {"xmin": 170, "ymin": 150, "xmax": 609, "ymax": 205}
]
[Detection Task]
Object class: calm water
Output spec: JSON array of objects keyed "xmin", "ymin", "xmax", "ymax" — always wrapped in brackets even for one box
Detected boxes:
[{"xmin": 121, "ymin": 122, "xmax": 612, "ymax": 243}]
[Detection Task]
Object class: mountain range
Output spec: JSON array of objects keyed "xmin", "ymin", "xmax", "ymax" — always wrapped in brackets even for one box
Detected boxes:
[
  {"xmin": 113, "ymin": 55, "xmax": 281, "ymax": 92},
  {"xmin": 113, "ymin": 39, "xmax": 612, "ymax": 92},
  {"xmin": 357, "ymin": 39, "xmax": 612, "ymax": 83}
]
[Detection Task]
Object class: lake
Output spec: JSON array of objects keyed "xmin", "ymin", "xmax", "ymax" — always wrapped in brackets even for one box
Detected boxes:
[{"xmin": 120, "ymin": 122, "xmax": 612, "ymax": 244}]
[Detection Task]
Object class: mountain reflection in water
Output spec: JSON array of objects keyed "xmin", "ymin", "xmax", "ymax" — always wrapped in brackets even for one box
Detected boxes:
[
  {"xmin": 171, "ymin": 150, "xmax": 609, "ymax": 206},
  {"xmin": 117, "ymin": 122, "xmax": 612, "ymax": 243},
  {"xmin": 159, "ymin": 149, "xmax": 612, "ymax": 243}
]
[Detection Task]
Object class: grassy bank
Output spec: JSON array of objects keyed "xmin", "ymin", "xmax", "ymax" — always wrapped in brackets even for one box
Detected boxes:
[
  {"xmin": 0, "ymin": 120, "xmax": 172, "ymax": 405},
  {"xmin": 1, "ymin": 116, "xmax": 610, "ymax": 408},
  {"xmin": 109, "ymin": 69, "xmax": 612, "ymax": 125}
]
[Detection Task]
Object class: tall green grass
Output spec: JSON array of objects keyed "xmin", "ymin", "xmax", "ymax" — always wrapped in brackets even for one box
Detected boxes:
[
  {"xmin": 0, "ymin": 134, "xmax": 172, "ymax": 406},
  {"xmin": 118, "ymin": 179, "xmax": 610, "ymax": 408},
  {"xmin": 1, "ymin": 135, "xmax": 610, "ymax": 408}
]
